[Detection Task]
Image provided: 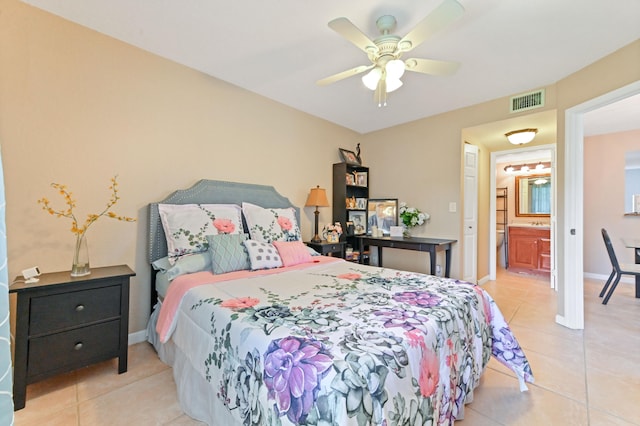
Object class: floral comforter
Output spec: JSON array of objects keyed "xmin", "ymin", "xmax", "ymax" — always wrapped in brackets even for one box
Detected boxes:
[{"xmin": 163, "ymin": 259, "xmax": 533, "ymax": 425}]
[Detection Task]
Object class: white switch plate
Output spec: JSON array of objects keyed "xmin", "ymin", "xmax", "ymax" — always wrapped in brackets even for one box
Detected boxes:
[{"xmin": 449, "ymin": 202, "xmax": 457, "ymax": 213}]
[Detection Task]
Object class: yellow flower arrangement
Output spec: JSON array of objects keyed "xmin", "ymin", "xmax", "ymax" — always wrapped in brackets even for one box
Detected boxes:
[{"xmin": 37, "ymin": 176, "xmax": 136, "ymax": 235}]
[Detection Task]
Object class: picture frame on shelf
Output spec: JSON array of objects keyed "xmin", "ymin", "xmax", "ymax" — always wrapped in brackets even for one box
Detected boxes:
[
  {"xmin": 348, "ymin": 210, "xmax": 367, "ymax": 235},
  {"xmin": 345, "ymin": 173, "xmax": 355, "ymax": 185},
  {"xmin": 345, "ymin": 221, "xmax": 355, "ymax": 236},
  {"xmin": 339, "ymin": 148, "xmax": 361, "ymax": 166},
  {"xmin": 355, "ymin": 171, "xmax": 368, "ymax": 187},
  {"xmin": 356, "ymin": 198, "xmax": 367, "ymax": 209},
  {"xmin": 367, "ymin": 199, "xmax": 398, "ymax": 235},
  {"xmin": 346, "ymin": 197, "xmax": 357, "ymax": 209}
]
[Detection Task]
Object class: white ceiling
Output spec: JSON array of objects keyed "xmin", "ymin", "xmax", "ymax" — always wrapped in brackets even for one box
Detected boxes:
[{"xmin": 22, "ymin": 0, "xmax": 640, "ymax": 136}]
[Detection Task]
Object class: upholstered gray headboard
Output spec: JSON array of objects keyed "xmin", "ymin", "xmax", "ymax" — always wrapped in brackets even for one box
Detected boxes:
[{"xmin": 148, "ymin": 179, "xmax": 300, "ymax": 264}]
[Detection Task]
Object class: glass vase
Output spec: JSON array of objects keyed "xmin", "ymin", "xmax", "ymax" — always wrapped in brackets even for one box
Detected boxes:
[
  {"xmin": 71, "ymin": 233, "xmax": 91, "ymax": 277},
  {"xmin": 403, "ymin": 227, "xmax": 412, "ymax": 238}
]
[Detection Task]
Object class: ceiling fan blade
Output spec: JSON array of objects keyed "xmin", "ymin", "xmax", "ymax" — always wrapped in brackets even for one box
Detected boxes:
[
  {"xmin": 316, "ymin": 64, "xmax": 374, "ymax": 86},
  {"xmin": 397, "ymin": 0, "xmax": 464, "ymax": 53},
  {"xmin": 404, "ymin": 58, "xmax": 460, "ymax": 76},
  {"xmin": 328, "ymin": 17, "xmax": 378, "ymax": 54}
]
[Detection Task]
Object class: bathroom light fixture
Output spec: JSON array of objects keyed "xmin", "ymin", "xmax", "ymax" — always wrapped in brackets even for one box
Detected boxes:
[
  {"xmin": 505, "ymin": 128, "xmax": 538, "ymax": 145},
  {"xmin": 504, "ymin": 161, "xmax": 551, "ymax": 174}
]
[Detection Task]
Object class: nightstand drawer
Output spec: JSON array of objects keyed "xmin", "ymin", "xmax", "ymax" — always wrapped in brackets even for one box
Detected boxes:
[
  {"xmin": 28, "ymin": 319, "xmax": 120, "ymax": 378},
  {"xmin": 324, "ymin": 243, "xmax": 342, "ymax": 252},
  {"xmin": 29, "ymin": 285, "xmax": 121, "ymax": 335}
]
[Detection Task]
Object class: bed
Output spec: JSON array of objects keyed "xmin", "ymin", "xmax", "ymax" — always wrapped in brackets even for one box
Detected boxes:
[{"xmin": 147, "ymin": 179, "xmax": 534, "ymax": 425}]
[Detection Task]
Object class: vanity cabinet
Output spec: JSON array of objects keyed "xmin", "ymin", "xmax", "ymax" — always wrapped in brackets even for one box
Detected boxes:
[{"xmin": 508, "ymin": 226, "xmax": 550, "ymax": 275}]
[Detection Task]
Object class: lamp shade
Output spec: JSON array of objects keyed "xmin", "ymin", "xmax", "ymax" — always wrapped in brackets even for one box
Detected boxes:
[
  {"xmin": 362, "ymin": 68, "xmax": 382, "ymax": 91},
  {"xmin": 386, "ymin": 78, "xmax": 403, "ymax": 93},
  {"xmin": 385, "ymin": 60, "xmax": 405, "ymax": 80},
  {"xmin": 505, "ymin": 128, "xmax": 538, "ymax": 145},
  {"xmin": 305, "ymin": 186, "xmax": 329, "ymax": 207}
]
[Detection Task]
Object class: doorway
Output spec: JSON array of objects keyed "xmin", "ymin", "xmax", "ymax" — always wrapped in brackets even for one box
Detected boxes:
[
  {"xmin": 489, "ymin": 144, "xmax": 556, "ymax": 285},
  {"xmin": 561, "ymin": 80, "xmax": 640, "ymax": 329}
]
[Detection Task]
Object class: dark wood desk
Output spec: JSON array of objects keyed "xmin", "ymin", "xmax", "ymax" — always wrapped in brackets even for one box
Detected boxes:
[
  {"xmin": 622, "ymin": 238, "xmax": 640, "ymax": 298},
  {"xmin": 357, "ymin": 236, "xmax": 457, "ymax": 277}
]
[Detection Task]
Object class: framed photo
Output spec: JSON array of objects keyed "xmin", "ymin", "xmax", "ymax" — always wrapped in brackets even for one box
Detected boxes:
[
  {"xmin": 354, "ymin": 171, "xmax": 368, "ymax": 187},
  {"xmin": 356, "ymin": 198, "xmax": 367, "ymax": 209},
  {"xmin": 339, "ymin": 148, "xmax": 361, "ymax": 166},
  {"xmin": 367, "ymin": 199, "xmax": 398, "ymax": 235},
  {"xmin": 348, "ymin": 210, "xmax": 367, "ymax": 235},
  {"xmin": 346, "ymin": 173, "xmax": 355, "ymax": 185}
]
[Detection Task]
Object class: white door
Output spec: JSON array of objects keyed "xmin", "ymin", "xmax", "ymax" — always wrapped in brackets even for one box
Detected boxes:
[{"xmin": 463, "ymin": 144, "xmax": 478, "ymax": 283}]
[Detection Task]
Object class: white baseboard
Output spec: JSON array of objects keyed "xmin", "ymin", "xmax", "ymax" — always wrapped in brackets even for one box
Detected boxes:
[
  {"xmin": 584, "ymin": 271, "xmax": 635, "ymax": 284},
  {"xmin": 477, "ymin": 274, "xmax": 491, "ymax": 285},
  {"xmin": 128, "ymin": 329, "xmax": 148, "ymax": 345}
]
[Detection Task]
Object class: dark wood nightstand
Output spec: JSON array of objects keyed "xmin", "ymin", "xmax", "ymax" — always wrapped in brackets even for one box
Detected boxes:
[
  {"xmin": 9, "ymin": 265, "xmax": 135, "ymax": 410},
  {"xmin": 305, "ymin": 241, "xmax": 346, "ymax": 258}
]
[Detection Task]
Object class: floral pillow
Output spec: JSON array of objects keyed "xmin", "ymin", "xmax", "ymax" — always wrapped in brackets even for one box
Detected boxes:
[
  {"xmin": 159, "ymin": 203, "xmax": 243, "ymax": 263},
  {"xmin": 243, "ymin": 240, "xmax": 283, "ymax": 270},
  {"xmin": 241, "ymin": 202, "xmax": 301, "ymax": 243}
]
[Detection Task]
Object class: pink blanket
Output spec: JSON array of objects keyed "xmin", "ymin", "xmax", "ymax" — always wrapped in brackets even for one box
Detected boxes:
[{"xmin": 156, "ymin": 256, "xmax": 341, "ymax": 342}]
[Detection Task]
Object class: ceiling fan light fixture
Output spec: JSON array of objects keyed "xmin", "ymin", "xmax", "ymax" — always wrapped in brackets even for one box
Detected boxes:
[
  {"xmin": 386, "ymin": 78, "xmax": 403, "ymax": 93},
  {"xmin": 375, "ymin": 78, "xmax": 387, "ymax": 107},
  {"xmin": 362, "ymin": 67, "xmax": 381, "ymax": 91},
  {"xmin": 385, "ymin": 59, "xmax": 405, "ymax": 80},
  {"xmin": 505, "ymin": 128, "xmax": 538, "ymax": 145}
]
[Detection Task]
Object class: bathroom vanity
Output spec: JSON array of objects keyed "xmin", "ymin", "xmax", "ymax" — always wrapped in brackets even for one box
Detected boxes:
[{"xmin": 508, "ymin": 225, "xmax": 550, "ymax": 275}]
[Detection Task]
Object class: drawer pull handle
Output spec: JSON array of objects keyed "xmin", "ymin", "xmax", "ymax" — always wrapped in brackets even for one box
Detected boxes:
[
  {"xmin": 74, "ymin": 342, "xmax": 83, "ymax": 351},
  {"xmin": 75, "ymin": 304, "xmax": 85, "ymax": 312}
]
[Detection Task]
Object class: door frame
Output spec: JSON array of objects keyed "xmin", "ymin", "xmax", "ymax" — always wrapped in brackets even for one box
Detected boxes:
[
  {"xmin": 560, "ymin": 80, "xmax": 640, "ymax": 329},
  {"xmin": 489, "ymin": 144, "xmax": 557, "ymax": 285}
]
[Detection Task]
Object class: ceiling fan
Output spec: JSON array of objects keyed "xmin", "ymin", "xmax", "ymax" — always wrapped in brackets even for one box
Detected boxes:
[{"xmin": 317, "ymin": 0, "xmax": 465, "ymax": 107}]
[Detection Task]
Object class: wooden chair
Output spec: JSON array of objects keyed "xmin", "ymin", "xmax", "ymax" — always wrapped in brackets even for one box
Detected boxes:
[{"xmin": 599, "ymin": 228, "xmax": 640, "ymax": 304}]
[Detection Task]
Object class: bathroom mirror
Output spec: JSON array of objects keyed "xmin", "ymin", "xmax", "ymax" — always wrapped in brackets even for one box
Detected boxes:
[
  {"xmin": 515, "ymin": 174, "xmax": 551, "ymax": 217},
  {"xmin": 625, "ymin": 150, "xmax": 640, "ymax": 214}
]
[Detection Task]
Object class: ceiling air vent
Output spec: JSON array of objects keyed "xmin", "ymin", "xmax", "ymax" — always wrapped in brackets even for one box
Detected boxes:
[{"xmin": 510, "ymin": 89, "xmax": 545, "ymax": 113}]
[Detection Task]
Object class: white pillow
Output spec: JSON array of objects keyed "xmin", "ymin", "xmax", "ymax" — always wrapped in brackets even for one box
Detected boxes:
[
  {"xmin": 159, "ymin": 203, "xmax": 243, "ymax": 263},
  {"xmin": 243, "ymin": 240, "xmax": 283, "ymax": 270},
  {"xmin": 241, "ymin": 202, "xmax": 301, "ymax": 243}
]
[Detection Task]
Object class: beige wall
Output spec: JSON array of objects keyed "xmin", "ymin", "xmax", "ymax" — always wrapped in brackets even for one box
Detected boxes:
[
  {"xmin": 2, "ymin": 0, "xmax": 639, "ymax": 333},
  {"xmin": 584, "ymin": 129, "xmax": 640, "ymax": 274},
  {"xmin": 0, "ymin": 0, "xmax": 362, "ymax": 332}
]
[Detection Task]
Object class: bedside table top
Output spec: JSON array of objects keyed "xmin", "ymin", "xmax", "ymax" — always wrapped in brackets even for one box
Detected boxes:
[{"xmin": 10, "ymin": 264, "xmax": 135, "ymax": 293}]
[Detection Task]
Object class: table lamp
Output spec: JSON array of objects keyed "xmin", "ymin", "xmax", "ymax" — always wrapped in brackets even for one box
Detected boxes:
[{"xmin": 305, "ymin": 185, "xmax": 330, "ymax": 243}]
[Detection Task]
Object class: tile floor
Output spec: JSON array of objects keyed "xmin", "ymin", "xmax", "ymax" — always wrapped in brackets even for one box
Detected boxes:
[{"xmin": 12, "ymin": 269, "xmax": 640, "ymax": 425}]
